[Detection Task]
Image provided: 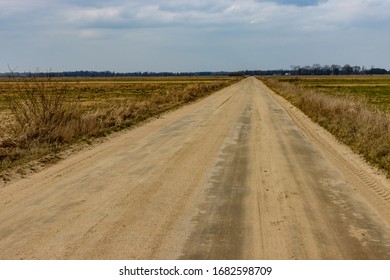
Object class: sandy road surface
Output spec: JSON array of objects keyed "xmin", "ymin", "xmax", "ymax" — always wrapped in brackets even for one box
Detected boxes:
[{"xmin": 1, "ymin": 77, "xmax": 389, "ymax": 260}]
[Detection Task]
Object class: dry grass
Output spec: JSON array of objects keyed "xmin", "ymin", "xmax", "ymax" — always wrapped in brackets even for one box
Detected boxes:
[
  {"xmin": 261, "ymin": 76, "xmax": 390, "ymax": 176},
  {"xmin": 0, "ymin": 76, "xmax": 240, "ymax": 172}
]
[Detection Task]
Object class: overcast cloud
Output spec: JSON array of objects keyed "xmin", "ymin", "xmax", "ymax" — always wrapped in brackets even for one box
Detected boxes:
[{"xmin": 1, "ymin": 0, "xmax": 389, "ymax": 72}]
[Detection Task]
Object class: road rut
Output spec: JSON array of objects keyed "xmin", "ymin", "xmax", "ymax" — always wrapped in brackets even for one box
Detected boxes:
[{"xmin": 0, "ymin": 77, "xmax": 389, "ymax": 259}]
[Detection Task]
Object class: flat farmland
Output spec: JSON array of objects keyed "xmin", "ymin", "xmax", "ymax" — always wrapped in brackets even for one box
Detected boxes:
[
  {"xmin": 0, "ymin": 76, "xmax": 239, "ymax": 173},
  {"xmin": 279, "ymin": 76, "xmax": 390, "ymax": 111},
  {"xmin": 0, "ymin": 76, "xmax": 238, "ymax": 112}
]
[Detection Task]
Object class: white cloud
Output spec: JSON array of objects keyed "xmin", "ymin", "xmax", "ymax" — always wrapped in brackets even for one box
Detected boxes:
[
  {"xmin": 66, "ymin": 6, "xmax": 124, "ymax": 25},
  {"xmin": 133, "ymin": 5, "xmax": 176, "ymax": 22}
]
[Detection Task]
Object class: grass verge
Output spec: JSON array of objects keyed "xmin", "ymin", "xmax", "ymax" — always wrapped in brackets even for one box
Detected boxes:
[{"xmin": 260, "ymin": 76, "xmax": 390, "ymax": 177}]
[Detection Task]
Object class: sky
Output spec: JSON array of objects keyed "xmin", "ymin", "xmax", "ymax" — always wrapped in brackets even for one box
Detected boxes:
[{"xmin": 0, "ymin": 0, "xmax": 389, "ymax": 72}]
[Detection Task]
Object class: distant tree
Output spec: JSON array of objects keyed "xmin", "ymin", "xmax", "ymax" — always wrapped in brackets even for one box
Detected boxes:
[
  {"xmin": 352, "ymin": 66, "xmax": 361, "ymax": 74},
  {"xmin": 342, "ymin": 64, "xmax": 353, "ymax": 75},
  {"xmin": 322, "ymin": 65, "xmax": 332, "ymax": 75},
  {"xmin": 290, "ymin": 65, "xmax": 300, "ymax": 75},
  {"xmin": 331, "ymin": 65, "xmax": 341, "ymax": 75},
  {"xmin": 312, "ymin": 64, "xmax": 321, "ymax": 75},
  {"xmin": 367, "ymin": 68, "xmax": 388, "ymax": 75}
]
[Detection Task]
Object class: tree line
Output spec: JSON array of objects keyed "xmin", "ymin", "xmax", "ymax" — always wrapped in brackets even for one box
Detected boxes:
[
  {"xmin": 289, "ymin": 64, "xmax": 388, "ymax": 76},
  {"xmin": 0, "ymin": 70, "xmax": 231, "ymax": 78},
  {"xmin": 0, "ymin": 64, "xmax": 388, "ymax": 78}
]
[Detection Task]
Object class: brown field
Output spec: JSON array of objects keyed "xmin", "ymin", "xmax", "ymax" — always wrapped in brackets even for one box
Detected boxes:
[
  {"xmin": 260, "ymin": 75, "xmax": 390, "ymax": 176},
  {"xmin": 0, "ymin": 76, "xmax": 240, "ymax": 173}
]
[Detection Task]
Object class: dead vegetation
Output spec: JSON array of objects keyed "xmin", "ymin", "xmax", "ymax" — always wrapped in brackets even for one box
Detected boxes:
[
  {"xmin": 261, "ymin": 77, "xmax": 390, "ymax": 176},
  {"xmin": 0, "ymin": 76, "xmax": 239, "ymax": 173}
]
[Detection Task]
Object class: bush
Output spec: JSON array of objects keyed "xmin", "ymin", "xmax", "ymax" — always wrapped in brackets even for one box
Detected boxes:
[{"xmin": 5, "ymin": 77, "xmax": 82, "ymax": 145}]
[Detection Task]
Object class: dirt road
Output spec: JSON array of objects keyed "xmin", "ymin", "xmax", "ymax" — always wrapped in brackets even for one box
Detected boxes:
[{"xmin": 1, "ymin": 77, "xmax": 389, "ymax": 259}]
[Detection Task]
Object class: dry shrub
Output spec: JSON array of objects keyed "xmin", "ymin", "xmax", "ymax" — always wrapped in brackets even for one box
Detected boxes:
[
  {"xmin": 262, "ymin": 78, "xmax": 390, "ymax": 176},
  {"xmin": 4, "ymin": 78, "xmax": 82, "ymax": 144}
]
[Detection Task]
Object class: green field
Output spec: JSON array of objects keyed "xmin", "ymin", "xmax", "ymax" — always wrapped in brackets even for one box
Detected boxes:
[{"xmin": 277, "ymin": 76, "xmax": 390, "ymax": 111}]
